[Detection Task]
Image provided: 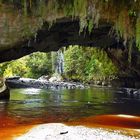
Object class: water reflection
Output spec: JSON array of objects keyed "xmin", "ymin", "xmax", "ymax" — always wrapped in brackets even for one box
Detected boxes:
[
  {"xmin": 1, "ymin": 87, "xmax": 140, "ymax": 123},
  {"xmin": 20, "ymin": 88, "xmax": 42, "ymax": 95}
]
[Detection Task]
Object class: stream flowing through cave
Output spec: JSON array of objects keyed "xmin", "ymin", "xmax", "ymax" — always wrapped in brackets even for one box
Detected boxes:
[
  {"xmin": 1, "ymin": 87, "xmax": 140, "ymax": 123},
  {"xmin": 0, "ymin": 87, "xmax": 140, "ymax": 139}
]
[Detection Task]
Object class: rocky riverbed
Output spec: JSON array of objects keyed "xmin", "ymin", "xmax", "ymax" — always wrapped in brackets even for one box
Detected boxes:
[
  {"xmin": 15, "ymin": 123, "xmax": 138, "ymax": 140},
  {"xmin": 6, "ymin": 77, "xmax": 85, "ymax": 89}
]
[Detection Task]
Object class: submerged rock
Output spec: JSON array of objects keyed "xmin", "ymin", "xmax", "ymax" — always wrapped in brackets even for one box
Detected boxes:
[{"xmin": 123, "ymin": 88, "xmax": 140, "ymax": 95}]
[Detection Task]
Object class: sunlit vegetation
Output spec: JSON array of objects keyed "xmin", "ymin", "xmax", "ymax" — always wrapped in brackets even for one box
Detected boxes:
[
  {"xmin": 0, "ymin": 46, "xmax": 118, "ymax": 82},
  {"xmin": 64, "ymin": 46, "xmax": 118, "ymax": 82},
  {"xmin": 0, "ymin": 57, "xmax": 29, "ymax": 78},
  {"xmin": 26, "ymin": 52, "xmax": 52, "ymax": 78},
  {"xmin": 0, "ymin": 52, "xmax": 52, "ymax": 78}
]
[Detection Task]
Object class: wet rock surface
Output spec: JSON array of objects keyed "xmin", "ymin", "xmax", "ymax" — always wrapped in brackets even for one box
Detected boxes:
[
  {"xmin": 116, "ymin": 88, "xmax": 140, "ymax": 98},
  {"xmin": 6, "ymin": 78, "xmax": 85, "ymax": 89}
]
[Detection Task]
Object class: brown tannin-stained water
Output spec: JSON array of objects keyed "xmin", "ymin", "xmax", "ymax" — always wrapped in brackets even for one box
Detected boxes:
[{"xmin": 0, "ymin": 87, "xmax": 140, "ymax": 139}]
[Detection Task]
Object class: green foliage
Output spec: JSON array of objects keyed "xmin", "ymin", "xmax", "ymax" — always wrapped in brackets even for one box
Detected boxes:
[
  {"xmin": 26, "ymin": 52, "xmax": 52, "ymax": 78},
  {"xmin": 0, "ymin": 46, "xmax": 118, "ymax": 82},
  {"xmin": 64, "ymin": 46, "xmax": 86, "ymax": 81},
  {"xmin": 88, "ymin": 19, "xmax": 94, "ymax": 33},
  {"xmin": 0, "ymin": 52, "xmax": 52, "ymax": 78},
  {"xmin": 85, "ymin": 48, "xmax": 118, "ymax": 81},
  {"xmin": 64, "ymin": 46, "xmax": 118, "ymax": 82},
  {"xmin": 23, "ymin": 0, "xmax": 27, "ymax": 17},
  {"xmin": 0, "ymin": 58, "xmax": 29, "ymax": 77}
]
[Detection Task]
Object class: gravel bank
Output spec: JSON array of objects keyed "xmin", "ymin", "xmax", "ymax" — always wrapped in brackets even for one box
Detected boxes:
[{"xmin": 15, "ymin": 123, "xmax": 138, "ymax": 140}]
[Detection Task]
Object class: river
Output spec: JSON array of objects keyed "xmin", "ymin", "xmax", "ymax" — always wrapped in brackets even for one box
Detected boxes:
[
  {"xmin": 9, "ymin": 87, "xmax": 140, "ymax": 119},
  {"xmin": 0, "ymin": 87, "xmax": 140, "ymax": 139}
]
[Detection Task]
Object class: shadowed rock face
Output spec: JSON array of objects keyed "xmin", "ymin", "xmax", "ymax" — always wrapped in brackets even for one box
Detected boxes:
[
  {"xmin": 105, "ymin": 47, "xmax": 140, "ymax": 78},
  {"xmin": 0, "ymin": 78, "xmax": 10, "ymax": 100},
  {"xmin": 0, "ymin": 18, "xmax": 116, "ymax": 63}
]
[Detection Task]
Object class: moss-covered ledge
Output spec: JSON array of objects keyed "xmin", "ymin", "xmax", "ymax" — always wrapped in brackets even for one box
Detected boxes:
[{"xmin": 0, "ymin": 18, "xmax": 116, "ymax": 63}]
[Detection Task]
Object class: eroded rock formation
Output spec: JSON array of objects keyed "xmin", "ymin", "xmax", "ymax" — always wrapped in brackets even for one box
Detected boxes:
[
  {"xmin": 0, "ymin": 1, "xmax": 139, "ymax": 80},
  {"xmin": 0, "ymin": 78, "xmax": 10, "ymax": 100},
  {"xmin": 0, "ymin": 18, "xmax": 139, "ymax": 80}
]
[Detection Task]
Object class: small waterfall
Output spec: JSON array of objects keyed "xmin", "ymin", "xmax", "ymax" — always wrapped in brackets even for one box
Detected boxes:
[
  {"xmin": 51, "ymin": 49, "xmax": 64, "ymax": 75},
  {"xmin": 56, "ymin": 49, "xmax": 64, "ymax": 74}
]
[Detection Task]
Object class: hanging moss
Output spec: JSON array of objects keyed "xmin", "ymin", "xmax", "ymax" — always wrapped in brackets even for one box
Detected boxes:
[
  {"xmin": 79, "ymin": 17, "xmax": 87, "ymax": 33},
  {"xmin": 73, "ymin": 0, "xmax": 87, "ymax": 17},
  {"xmin": 63, "ymin": 2, "xmax": 74, "ymax": 16},
  {"xmin": 136, "ymin": 17, "xmax": 140, "ymax": 50},
  {"xmin": 88, "ymin": 19, "xmax": 94, "ymax": 33},
  {"xmin": 0, "ymin": 0, "xmax": 140, "ymax": 51},
  {"xmin": 128, "ymin": 40, "xmax": 133, "ymax": 63},
  {"xmin": 23, "ymin": 0, "xmax": 27, "ymax": 17},
  {"xmin": 29, "ymin": 0, "xmax": 32, "ymax": 9}
]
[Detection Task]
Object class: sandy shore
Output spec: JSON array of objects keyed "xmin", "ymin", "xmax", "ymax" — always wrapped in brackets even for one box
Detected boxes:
[{"xmin": 15, "ymin": 123, "xmax": 138, "ymax": 140}]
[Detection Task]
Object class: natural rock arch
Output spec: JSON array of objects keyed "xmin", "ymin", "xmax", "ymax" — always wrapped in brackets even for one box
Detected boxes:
[
  {"xmin": 0, "ymin": 0, "xmax": 140, "ymax": 80},
  {"xmin": 0, "ymin": 18, "xmax": 140, "ymax": 79}
]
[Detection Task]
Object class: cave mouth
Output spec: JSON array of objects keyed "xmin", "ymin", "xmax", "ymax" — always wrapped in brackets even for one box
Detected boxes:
[
  {"xmin": 0, "ymin": 46, "xmax": 118, "ymax": 84},
  {"xmin": 0, "ymin": 17, "xmax": 139, "ymax": 81},
  {"xmin": 0, "ymin": 2, "xmax": 140, "ymax": 139},
  {"xmin": 0, "ymin": 1, "xmax": 139, "ymax": 86},
  {"xmin": 0, "ymin": 0, "xmax": 140, "ymax": 65},
  {"xmin": 2, "ymin": 44, "xmax": 140, "ymax": 88}
]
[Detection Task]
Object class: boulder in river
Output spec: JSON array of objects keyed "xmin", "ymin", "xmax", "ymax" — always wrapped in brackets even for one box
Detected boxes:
[{"xmin": 6, "ymin": 77, "xmax": 85, "ymax": 89}]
